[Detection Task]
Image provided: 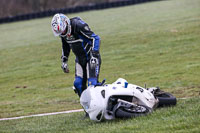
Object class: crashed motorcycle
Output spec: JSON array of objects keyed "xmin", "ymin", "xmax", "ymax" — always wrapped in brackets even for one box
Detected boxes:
[{"xmin": 80, "ymin": 78, "xmax": 176, "ymax": 122}]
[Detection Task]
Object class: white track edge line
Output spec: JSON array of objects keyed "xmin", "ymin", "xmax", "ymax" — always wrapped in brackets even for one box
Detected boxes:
[
  {"xmin": 0, "ymin": 97, "xmax": 195, "ymax": 121},
  {"xmin": 0, "ymin": 109, "xmax": 84, "ymax": 121}
]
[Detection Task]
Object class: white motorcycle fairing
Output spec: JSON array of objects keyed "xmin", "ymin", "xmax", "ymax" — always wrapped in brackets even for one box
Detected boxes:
[{"xmin": 80, "ymin": 78, "xmax": 158, "ymax": 122}]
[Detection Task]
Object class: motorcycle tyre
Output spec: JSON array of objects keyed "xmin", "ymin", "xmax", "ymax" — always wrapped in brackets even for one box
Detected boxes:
[
  {"xmin": 156, "ymin": 92, "xmax": 177, "ymax": 107},
  {"xmin": 113, "ymin": 104, "xmax": 151, "ymax": 118}
]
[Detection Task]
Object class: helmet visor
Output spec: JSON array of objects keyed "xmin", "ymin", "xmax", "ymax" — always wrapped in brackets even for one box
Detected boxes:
[{"xmin": 60, "ymin": 29, "xmax": 67, "ymax": 37}]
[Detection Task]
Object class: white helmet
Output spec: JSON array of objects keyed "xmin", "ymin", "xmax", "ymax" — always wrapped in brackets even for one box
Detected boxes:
[{"xmin": 51, "ymin": 13, "xmax": 71, "ymax": 37}]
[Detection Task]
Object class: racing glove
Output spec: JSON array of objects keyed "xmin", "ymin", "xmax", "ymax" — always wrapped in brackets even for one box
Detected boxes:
[
  {"xmin": 61, "ymin": 56, "xmax": 69, "ymax": 73},
  {"xmin": 90, "ymin": 51, "xmax": 99, "ymax": 68}
]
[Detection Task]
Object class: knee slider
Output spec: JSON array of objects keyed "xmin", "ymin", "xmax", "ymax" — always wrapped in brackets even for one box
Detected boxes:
[
  {"xmin": 74, "ymin": 77, "xmax": 83, "ymax": 95},
  {"xmin": 88, "ymin": 78, "xmax": 97, "ymax": 86}
]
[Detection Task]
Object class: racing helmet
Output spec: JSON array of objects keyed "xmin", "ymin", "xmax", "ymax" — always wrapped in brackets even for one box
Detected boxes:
[{"xmin": 51, "ymin": 13, "xmax": 71, "ymax": 37}]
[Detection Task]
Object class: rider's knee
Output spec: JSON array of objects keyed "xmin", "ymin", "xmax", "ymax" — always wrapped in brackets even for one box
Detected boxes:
[
  {"xmin": 88, "ymin": 78, "xmax": 97, "ymax": 86},
  {"xmin": 74, "ymin": 77, "xmax": 83, "ymax": 96}
]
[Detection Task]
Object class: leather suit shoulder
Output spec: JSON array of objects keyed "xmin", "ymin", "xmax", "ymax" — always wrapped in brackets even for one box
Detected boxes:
[{"xmin": 70, "ymin": 17, "xmax": 88, "ymax": 32}]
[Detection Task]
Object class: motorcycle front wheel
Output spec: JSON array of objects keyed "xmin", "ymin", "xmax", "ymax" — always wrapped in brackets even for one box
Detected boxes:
[{"xmin": 113, "ymin": 103, "xmax": 151, "ymax": 118}]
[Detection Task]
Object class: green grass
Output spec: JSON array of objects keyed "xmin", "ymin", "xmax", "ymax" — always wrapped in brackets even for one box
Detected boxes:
[
  {"xmin": 0, "ymin": 0, "xmax": 200, "ymax": 132},
  {"xmin": 0, "ymin": 98, "xmax": 199, "ymax": 133}
]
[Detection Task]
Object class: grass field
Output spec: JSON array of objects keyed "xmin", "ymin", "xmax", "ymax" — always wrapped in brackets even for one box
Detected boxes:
[
  {"xmin": 0, "ymin": 0, "xmax": 200, "ymax": 132},
  {"xmin": 0, "ymin": 98, "xmax": 199, "ymax": 133}
]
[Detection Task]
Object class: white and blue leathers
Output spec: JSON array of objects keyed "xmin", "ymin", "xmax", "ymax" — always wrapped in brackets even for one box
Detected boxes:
[{"xmin": 61, "ymin": 17, "xmax": 101, "ymax": 96}]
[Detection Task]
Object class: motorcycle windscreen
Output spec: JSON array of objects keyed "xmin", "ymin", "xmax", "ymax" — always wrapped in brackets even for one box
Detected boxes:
[{"xmin": 80, "ymin": 88, "xmax": 91, "ymax": 110}]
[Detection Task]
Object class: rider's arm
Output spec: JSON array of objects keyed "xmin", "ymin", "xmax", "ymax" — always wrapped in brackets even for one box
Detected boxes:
[
  {"xmin": 61, "ymin": 37, "xmax": 70, "ymax": 62},
  {"xmin": 77, "ymin": 19, "xmax": 100, "ymax": 52}
]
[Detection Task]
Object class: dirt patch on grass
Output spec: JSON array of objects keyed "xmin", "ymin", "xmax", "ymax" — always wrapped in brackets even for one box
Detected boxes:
[{"xmin": 170, "ymin": 86, "xmax": 200, "ymax": 98}]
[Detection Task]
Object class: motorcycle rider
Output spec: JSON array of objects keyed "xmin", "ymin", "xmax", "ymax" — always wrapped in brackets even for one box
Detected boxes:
[{"xmin": 51, "ymin": 13, "xmax": 101, "ymax": 97}]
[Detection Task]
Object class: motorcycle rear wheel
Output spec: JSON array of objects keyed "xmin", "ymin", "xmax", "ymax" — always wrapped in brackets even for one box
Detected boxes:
[{"xmin": 155, "ymin": 92, "xmax": 177, "ymax": 107}]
